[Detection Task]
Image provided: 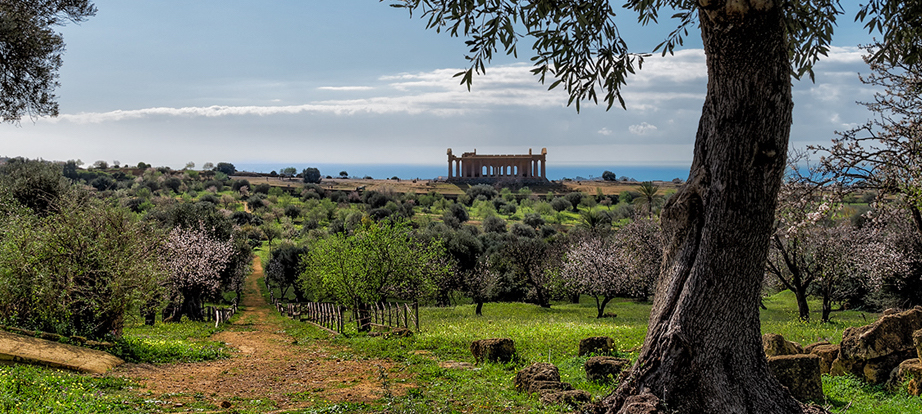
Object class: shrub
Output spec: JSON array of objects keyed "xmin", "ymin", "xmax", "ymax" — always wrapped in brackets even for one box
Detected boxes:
[
  {"xmin": 231, "ymin": 179, "xmax": 250, "ymax": 192},
  {"xmin": 0, "ymin": 157, "xmax": 71, "ymax": 216},
  {"xmin": 253, "ymin": 183, "xmax": 271, "ymax": 194},
  {"xmin": 550, "ymin": 197, "xmax": 572, "ymax": 212},
  {"xmin": 215, "ymin": 162, "xmax": 236, "ymax": 176},
  {"xmin": 0, "ymin": 195, "xmax": 165, "ymax": 339},
  {"xmin": 466, "ymin": 184, "xmax": 498, "ymax": 202},
  {"xmin": 483, "ymin": 216, "xmax": 507, "ymax": 233},
  {"xmin": 523, "ymin": 212, "xmax": 545, "ymax": 228},
  {"xmin": 284, "ymin": 204, "xmax": 302, "ymax": 219},
  {"xmin": 511, "ymin": 223, "xmax": 537, "ymax": 238}
]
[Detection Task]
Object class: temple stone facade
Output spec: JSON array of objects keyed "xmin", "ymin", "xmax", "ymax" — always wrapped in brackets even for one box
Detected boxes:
[{"xmin": 447, "ymin": 148, "xmax": 547, "ymax": 182}]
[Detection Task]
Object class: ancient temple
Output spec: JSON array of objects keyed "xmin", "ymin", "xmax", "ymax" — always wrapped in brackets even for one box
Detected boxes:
[{"xmin": 446, "ymin": 148, "xmax": 547, "ymax": 182}]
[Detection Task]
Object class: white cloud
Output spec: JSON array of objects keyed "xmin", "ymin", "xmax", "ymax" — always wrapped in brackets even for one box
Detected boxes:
[
  {"xmin": 598, "ymin": 127, "xmax": 614, "ymax": 136},
  {"xmin": 629, "ymin": 122, "xmax": 658, "ymax": 135},
  {"xmin": 317, "ymin": 86, "xmax": 375, "ymax": 91}
]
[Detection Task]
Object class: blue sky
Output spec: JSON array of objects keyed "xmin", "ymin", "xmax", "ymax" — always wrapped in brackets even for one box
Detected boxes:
[{"xmin": 2, "ymin": 1, "xmax": 881, "ymax": 178}]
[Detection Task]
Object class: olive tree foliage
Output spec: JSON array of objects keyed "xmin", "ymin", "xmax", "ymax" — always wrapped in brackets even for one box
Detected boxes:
[
  {"xmin": 266, "ymin": 242, "xmax": 308, "ymax": 302},
  {"xmin": 161, "ymin": 225, "xmax": 234, "ymax": 322},
  {"xmin": 0, "ymin": 192, "xmax": 165, "ymax": 340},
  {"xmin": 0, "ymin": 0, "xmax": 96, "ymax": 122},
  {"xmin": 0, "ymin": 157, "xmax": 72, "ymax": 215},
  {"xmin": 389, "ymin": 0, "xmax": 920, "ymax": 412},
  {"xmin": 810, "ymin": 43, "xmax": 922, "ymax": 238},
  {"xmin": 490, "ymin": 236, "xmax": 559, "ymax": 308},
  {"xmin": 302, "ymin": 167, "xmax": 322, "ymax": 184}
]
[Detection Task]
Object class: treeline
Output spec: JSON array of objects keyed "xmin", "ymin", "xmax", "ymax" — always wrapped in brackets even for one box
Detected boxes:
[{"xmin": 0, "ymin": 158, "xmax": 251, "ymax": 340}]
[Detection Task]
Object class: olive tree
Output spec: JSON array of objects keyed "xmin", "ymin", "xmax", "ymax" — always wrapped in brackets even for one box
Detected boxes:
[
  {"xmin": 391, "ymin": 0, "xmax": 920, "ymax": 411},
  {"xmin": 0, "ymin": 193, "xmax": 164, "ymax": 339},
  {"xmin": 0, "ymin": 1, "xmax": 96, "ymax": 122}
]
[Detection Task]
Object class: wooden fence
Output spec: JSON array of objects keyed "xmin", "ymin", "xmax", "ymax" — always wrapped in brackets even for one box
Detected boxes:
[
  {"xmin": 368, "ymin": 302, "xmax": 419, "ymax": 332},
  {"xmin": 160, "ymin": 299, "xmax": 237, "ymax": 327},
  {"xmin": 268, "ymin": 280, "xmax": 418, "ymax": 333}
]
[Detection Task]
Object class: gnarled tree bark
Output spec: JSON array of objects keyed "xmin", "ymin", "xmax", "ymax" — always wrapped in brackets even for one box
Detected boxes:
[{"xmin": 599, "ymin": 2, "xmax": 802, "ymax": 413}]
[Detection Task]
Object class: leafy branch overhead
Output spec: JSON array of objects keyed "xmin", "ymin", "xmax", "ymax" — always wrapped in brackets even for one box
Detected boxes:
[{"xmin": 388, "ymin": 0, "xmax": 920, "ymax": 109}]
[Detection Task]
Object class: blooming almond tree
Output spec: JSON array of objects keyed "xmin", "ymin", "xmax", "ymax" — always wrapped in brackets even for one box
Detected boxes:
[
  {"xmin": 564, "ymin": 219, "xmax": 663, "ymax": 318},
  {"xmin": 854, "ymin": 204, "xmax": 922, "ymax": 308},
  {"xmin": 766, "ymin": 179, "xmax": 844, "ymax": 321},
  {"xmin": 162, "ymin": 225, "xmax": 234, "ymax": 321},
  {"xmin": 563, "ymin": 234, "xmax": 623, "ymax": 318}
]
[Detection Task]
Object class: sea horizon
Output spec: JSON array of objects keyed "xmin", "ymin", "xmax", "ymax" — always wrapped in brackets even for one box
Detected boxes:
[{"xmin": 235, "ymin": 163, "xmax": 692, "ymax": 182}]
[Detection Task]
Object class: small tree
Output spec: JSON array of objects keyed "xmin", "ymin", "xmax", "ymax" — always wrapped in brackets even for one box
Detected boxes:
[
  {"xmin": 162, "ymin": 225, "xmax": 234, "ymax": 321},
  {"xmin": 492, "ymin": 236, "xmax": 555, "ymax": 308},
  {"xmin": 602, "ymin": 170, "xmax": 617, "ymax": 182},
  {"xmin": 215, "ymin": 162, "xmax": 236, "ymax": 176},
  {"xmin": 339, "ymin": 171, "xmax": 349, "ymax": 178},
  {"xmin": 266, "ymin": 242, "xmax": 308, "ymax": 301},
  {"xmin": 633, "ymin": 181, "xmax": 663, "ymax": 217},
  {"xmin": 563, "ymin": 233, "xmax": 622, "ymax": 318},
  {"xmin": 766, "ymin": 180, "xmax": 843, "ymax": 321},
  {"xmin": 302, "ymin": 167, "xmax": 322, "ymax": 184},
  {"xmin": 302, "ymin": 219, "xmax": 448, "ymax": 330},
  {"xmin": 564, "ymin": 192, "xmax": 584, "ymax": 212},
  {"xmin": 281, "ymin": 167, "xmax": 297, "ymax": 180}
]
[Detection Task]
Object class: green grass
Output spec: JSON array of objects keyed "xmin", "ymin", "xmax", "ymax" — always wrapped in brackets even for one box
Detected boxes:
[
  {"xmin": 276, "ymin": 292, "xmax": 896, "ymax": 413},
  {"xmin": 0, "ymin": 290, "xmax": 910, "ymax": 413},
  {"xmin": 823, "ymin": 375, "xmax": 922, "ymax": 413},
  {"xmin": 0, "ymin": 364, "xmax": 144, "ymax": 413},
  {"xmin": 111, "ymin": 320, "xmax": 231, "ymax": 364}
]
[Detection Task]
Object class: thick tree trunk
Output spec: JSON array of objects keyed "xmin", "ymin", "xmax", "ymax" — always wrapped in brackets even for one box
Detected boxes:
[
  {"xmin": 475, "ymin": 301, "xmax": 484, "ymax": 316},
  {"xmin": 600, "ymin": 3, "xmax": 801, "ymax": 413}
]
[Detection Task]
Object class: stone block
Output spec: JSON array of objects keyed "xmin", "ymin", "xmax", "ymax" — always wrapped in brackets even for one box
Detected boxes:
[
  {"xmin": 579, "ymin": 336, "xmax": 616, "ymax": 356},
  {"xmin": 763, "ymin": 333, "xmax": 804, "ymax": 357},
  {"xmin": 863, "ymin": 351, "xmax": 915, "ymax": 384},
  {"xmin": 809, "ymin": 344, "xmax": 839, "ymax": 375},
  {"xmin": 804, "ymin": 341, "xmax": 831, "ymax": 354},
  {"xmin": 470, "ymin": 338, "xmax": 516, "ymax": 364},
  {"xmin": 897, "ymin": 358, "xmax": 922, "ymax": 396},
  {"xmin": 767, "ymin": 354, "xmax": 824, "ymax": 402},
  {"xmin": 914, "ymin": 329, "xmax": 922, "ymax": 361},
  {"xmin": 840, "ymin": 308, "xmax": 922, "ymax": 361},
  {"xmin": 514, "ymin": 362, "xmax": 561, "ymax": 393},
  {"xmin": 584, "ymin": 356, "xmax": 631, "ymax": 383},
  {"xmin": 539, "ymin": 389, "xmax": 592, "ymax": 407}
]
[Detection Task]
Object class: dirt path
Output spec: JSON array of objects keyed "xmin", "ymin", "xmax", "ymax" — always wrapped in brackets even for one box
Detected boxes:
[{"xmin": 113, "ymin": 256, "xmax": 406, "ymax": 412}]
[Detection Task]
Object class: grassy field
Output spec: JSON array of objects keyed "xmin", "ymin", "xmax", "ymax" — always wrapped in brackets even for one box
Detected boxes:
[{"xmin": 2, "ymin": 291, "xmax": 920, "ymax": 413}]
